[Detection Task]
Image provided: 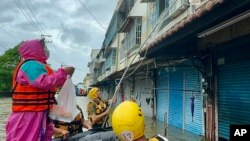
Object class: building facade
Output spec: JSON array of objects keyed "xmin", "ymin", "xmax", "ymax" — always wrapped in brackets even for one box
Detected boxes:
[{"xmin": 87, "ymin": 0, "xmax": 250, "ymax": 140}]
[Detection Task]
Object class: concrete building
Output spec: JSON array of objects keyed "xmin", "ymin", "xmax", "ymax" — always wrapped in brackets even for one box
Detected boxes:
[{"xmin": 87, "ymin": 0, "xmax": 250, "ymax": 140}]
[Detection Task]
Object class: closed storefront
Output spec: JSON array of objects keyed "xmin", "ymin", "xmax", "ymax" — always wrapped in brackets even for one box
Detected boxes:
[
  {"xmin": 169, "ymin": 70, "xmax": 184, "ymax": 129},
  {"xmin": 184, "ymin": 68, "xmax": 204, "ymax": 135},
  {"xmin": 122, "ymin": 80, "xmax": 132, "ymax": 100},
  {"xmin": 156, "ymin": 69, "xmax": 169, "ymax": 121},
  {"xmin": 217, "ymin": 61, "xmax": 250, "ymax": 140},
  {"xmin": 134, "ymin": 77, "xmax": 154, "ymax": 118},
  {"xmin": 156, "ymin": 67, "xmax": 204, "ymax": 135}
]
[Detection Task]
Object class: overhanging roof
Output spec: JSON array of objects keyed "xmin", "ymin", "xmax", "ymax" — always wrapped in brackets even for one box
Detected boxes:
[{"xmin": 139, "ymin": 0, "xmax": 250, "ymax": 58}]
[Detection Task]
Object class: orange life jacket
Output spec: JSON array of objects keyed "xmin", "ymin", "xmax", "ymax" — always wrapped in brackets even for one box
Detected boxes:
[{"xmin": 11, "ymin": 60, "xmax": 56, "ymax": 112}]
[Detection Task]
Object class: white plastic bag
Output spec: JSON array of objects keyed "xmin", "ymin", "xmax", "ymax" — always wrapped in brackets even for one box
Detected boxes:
[{"xmin": 49, "ymin": 78, "xmax": 79, "ymax": 122}]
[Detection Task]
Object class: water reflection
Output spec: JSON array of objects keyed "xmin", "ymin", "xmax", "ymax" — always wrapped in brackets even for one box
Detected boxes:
[
  {"xmin": 0, "ymin": 97, "xmax": 11, "ymax": 141},
  {"xmin": 144, "ymin": 116, "xmax": 204, "ymax": 141}
]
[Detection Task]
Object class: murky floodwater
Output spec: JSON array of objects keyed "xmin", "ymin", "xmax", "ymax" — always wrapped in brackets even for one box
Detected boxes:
[
  {"xmin": 0, "ymin": 97, "xmax": 11, "ymax": 141},
  {"xmin": 0, "ymin": 97, "xmax": 204, "ymax": 141}
]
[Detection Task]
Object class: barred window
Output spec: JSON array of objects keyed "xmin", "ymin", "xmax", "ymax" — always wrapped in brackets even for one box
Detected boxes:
[
  {"xmin": 125, "ymin": 17, "xmax": 142, "ymax": 50},
  {"xmin": 135, "ymin": 18, "xmax": 142, "ymax": 45}
]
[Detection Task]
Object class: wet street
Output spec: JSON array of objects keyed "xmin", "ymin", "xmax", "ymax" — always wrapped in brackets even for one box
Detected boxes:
[
  {"xmin": 0, "ymin": 97, "xmax": 204, "ymax": 141},
  {"xmin": 0, "ymin": 97, "xmax": 11, "ymax": 141}
]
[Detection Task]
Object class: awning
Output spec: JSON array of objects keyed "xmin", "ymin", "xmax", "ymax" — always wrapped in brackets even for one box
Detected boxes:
[{"xmin": 139, "ymin": 0, "xmax": 250, "ymax": 58}]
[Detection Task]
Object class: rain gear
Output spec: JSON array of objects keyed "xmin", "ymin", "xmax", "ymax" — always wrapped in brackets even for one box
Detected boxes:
[{"xmin": 6, "ymin": 39, "xmax": 68, "ymax": 141}]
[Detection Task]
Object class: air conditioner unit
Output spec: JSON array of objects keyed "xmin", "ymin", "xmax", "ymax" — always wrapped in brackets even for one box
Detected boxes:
[{"xmin": 169, "ymin": 0, "xmax": 189, "ymax": 18}]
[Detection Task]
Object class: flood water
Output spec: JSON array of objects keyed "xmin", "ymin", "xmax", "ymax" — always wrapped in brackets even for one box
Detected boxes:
[
  {"xmin": 0, "ymin": 97, "xmax": 204, "ymax": 141},
  {"xmin": 0, "ymin": 97, "xmax": 11, "ymax": 141}
]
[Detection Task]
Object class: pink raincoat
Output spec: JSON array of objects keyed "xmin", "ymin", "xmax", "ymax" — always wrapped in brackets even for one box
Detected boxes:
[{"xmin": 6, "ymin": 39, "xmax": 68, "ymax": 141}]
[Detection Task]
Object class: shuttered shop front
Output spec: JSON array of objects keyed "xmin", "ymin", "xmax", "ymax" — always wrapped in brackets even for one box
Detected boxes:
[
  {"xmin": 169, "ymin": 70, "xmax": 184, "ymax": 129},
  {"xmin": 156, "ymin": 69, "xmax": 169, "ymax": 121},
  {"xmin": 156, "ymin": 67, "xmax": 204, "ymax": 135},
  {"xmin": 184, "ymin": 68, "xmax": 204, "ymax": 135},
  {"xmin": 217, "ymin": 61, "xmax": 250, "ymax": 140},
  {"xmin": 139, "ymin": 78, "xmax": 154, "ymax": 118}
]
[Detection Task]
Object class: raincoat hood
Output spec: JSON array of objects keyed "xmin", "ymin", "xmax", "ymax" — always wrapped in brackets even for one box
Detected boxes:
[{"xmin": 19, "ymin": 39, "xmax": 48, "ymax": 63}]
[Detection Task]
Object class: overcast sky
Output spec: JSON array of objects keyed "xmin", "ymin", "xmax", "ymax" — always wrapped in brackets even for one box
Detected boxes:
[{"xmin": 0, "ymin": 0, "xmax": 117, "ymax": 84}]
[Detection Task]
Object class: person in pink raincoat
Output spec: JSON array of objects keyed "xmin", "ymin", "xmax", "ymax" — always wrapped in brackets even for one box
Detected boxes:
[{"xmin": 5, "ymin": 39, "xmax": 75, "ymax": 141}]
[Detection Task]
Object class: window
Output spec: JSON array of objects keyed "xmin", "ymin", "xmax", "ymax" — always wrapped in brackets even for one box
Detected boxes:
[
  {"xmin": 156, "ymin": 0, "xmax": 170, "ymax": 17},
  {"xmin": 119, "ymin": 17, "xmax": 142, "ymax": 62},
  {"xmin": 105, "ymin": 49, "xmax": 116, "ymax": 70},
  {"xmin": 159, "ymin": 0, "xmax": 166, "ymax": 15},
  {"xmin": 124, "ymin": 17, "xmax": 142, "ymax": 51},
  {"xmin": 135, "ymin": 18, "xmax": 142, "ymax": 45}
]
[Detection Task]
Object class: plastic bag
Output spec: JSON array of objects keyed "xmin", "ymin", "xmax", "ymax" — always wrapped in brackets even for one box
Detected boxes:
[{"xmin": 49, "ymin": 78, "xmax": 79, "ymax": 122}]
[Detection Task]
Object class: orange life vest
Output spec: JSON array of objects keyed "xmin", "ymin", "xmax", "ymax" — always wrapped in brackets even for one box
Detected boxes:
[{"xmin": 11, "ymin": 60, "xmax": 56, "ymax": 112}]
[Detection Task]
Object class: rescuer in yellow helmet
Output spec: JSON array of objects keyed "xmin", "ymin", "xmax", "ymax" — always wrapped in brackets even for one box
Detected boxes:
[
  {"xmin": 87, "ymin": 87, "xmax": 116, "ymax": 128},
  {"xmin": 112, "ymin": 101, "xmax": 168, "ymax": 141}
]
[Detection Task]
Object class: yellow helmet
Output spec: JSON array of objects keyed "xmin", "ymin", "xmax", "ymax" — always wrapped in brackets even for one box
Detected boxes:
[
  {"xmin": 88, "ymin": 87, "xmax": 99, "ymax": 99},
  {"xmin": 112, "ymin": 101, "xmax": 145, "ymax": 141}
]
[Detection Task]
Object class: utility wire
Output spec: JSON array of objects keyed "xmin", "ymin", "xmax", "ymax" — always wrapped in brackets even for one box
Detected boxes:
[
  {"xmin": 0, "ymin": 44, "xmax": 8, "ymax": 50},
  {"xmin": 0, "ymin": 40, "xmax": 9, "ymax": 49},
  {"xmin": 0, "ymin": 26, "xmax": 19, "ymax": 42},
  {"xmin": 78, "ymin": 0, "xmax": 106, "ymax": 32},
  {"xmin": 25, "ymin": 0, "xmax": 50, "ymax": 35},
  {"xmin": 12, "ymin": 0, "xmax": 62, "ymax": 71},
  {"xmin": 18, "ymin": 0, "xmax": 45, "ymax": 35},
  {"xmin": 0, "ymin": 41, "xmax": 9, "ymax": 51},
  {"xmin": 14, "ymin": 0, "xmax": 43, "ymax": 35},
  {"xmin": 102, "ymin": 0, "xmax": 179, "ymax": 127},
  {"xmin": 121, "ymin": 0, "xmax": 179, "ymax": 79}
]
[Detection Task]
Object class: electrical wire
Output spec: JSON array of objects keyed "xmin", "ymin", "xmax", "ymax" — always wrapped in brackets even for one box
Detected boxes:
[
  {"xmin": 24, "ymin": 0, "xmax": 50, "ymax": 35},
  {"xmin": 121, "ymin": 0, "xmax": 178, "ymax": 79},
  {"xmin": 13, "ymin": 0, "xmax": 43, "ymax": 35},
  {"xmin": 78, "ymin": 0, "xmax": 106, "ymax": 32},
  {"xmin": 102, "ymin": 0, "xmax": 179, "ymax": 127},
  {"xmin": 0, "ymin": 44, "xmax": 8, "ymax": 50},
  {"xmin": 0, "ymin": 26, "xmax": 19, "ymax": 42},
  {"xmin": 0, "ymin": 41, "xmax": 9, "ymax": 49}
]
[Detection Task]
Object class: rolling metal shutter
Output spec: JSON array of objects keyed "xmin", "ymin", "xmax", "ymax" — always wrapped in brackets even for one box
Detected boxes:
[
  {"xmin": 156, "ymin": 69, "xmax": 169, "ymax": 121},
  {"xmin": 217, "ymin": 61, "xmax": 250, "ymax": 140},
  {"xmin": 184, "ymin": 68, "xmax": 204, "ymax": 135},
  {"xmin": 169, "ymin": 70, "xmax": 183, "ymax": 128}
]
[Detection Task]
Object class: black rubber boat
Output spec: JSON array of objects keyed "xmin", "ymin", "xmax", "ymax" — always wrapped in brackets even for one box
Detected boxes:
[{"xmin": 52, "ymin": 127, "xmax": 119, "ymax": 141}]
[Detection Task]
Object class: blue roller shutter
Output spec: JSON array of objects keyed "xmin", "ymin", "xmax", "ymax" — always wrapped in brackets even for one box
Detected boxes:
[
  {"xmin": 217, "ymin": 61, "xmax": 250, "ymax": 140},
  {"xmin": 156, "ymin": 69, "xmax": 169, "ymax": 121},
  {"xmin": 169, "ymin": 70, "xmax": 183, "ymax": 129},
  {"xmin": 184, "ymin": 68, "xmax": 204, "ymax": 135}
]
